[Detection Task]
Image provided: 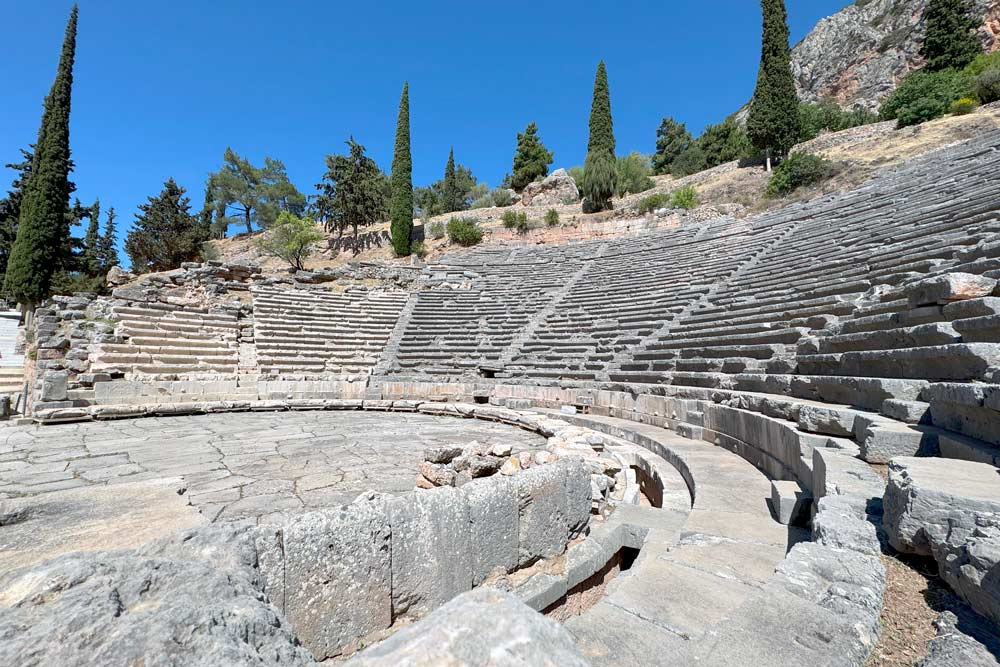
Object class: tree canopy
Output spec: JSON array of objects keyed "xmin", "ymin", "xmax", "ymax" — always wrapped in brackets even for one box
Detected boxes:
[
  {"xmin": 921, "ymin": 0, "xmax": 981, "ymax": 71},
  {"xmin": 511, "ymin": 122, "xmax": 554, "ymax": 191},
  {"xmin": 205, "ymin": 148, "xmax": 305, "ymax": 236},
  {"xmin": 4, "ymin": 6, "xmax": 78, "ymax": 306},
  {"xmin": 315, "ymin": 138, "xmax": 388, "ymax": 240},
  {"xmin": 125, "ymin": 179, "xmax": 205, "ymax": 273},
  {"xmin": 389, "ymin": 82, "xmax": 413, "ymax": 256},
  {"xmin": 652, "ymin": 117, "xmax": 693, "ymax": 175},
  {"xmin": 746, "ymin": 0, "xmax": 801, "ymax": 167},
  {"xmin": 255, "ymin": 211, "xmax": 324, "ymax": 270},
  {"xmin": 582, "ymin": 61, "xmax": 617, "ymax": 212}
]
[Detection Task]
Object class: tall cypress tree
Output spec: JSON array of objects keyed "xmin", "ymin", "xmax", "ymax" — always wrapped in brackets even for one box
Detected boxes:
[
  {"xmin": 747, "ymin": 0, "xmax": 801, "ymax": 171},
  {"xmin": 442, "ymin": 148, "xmax": 463, "ymax": 213},
  {"xmin": 5, "ymin": 6, "xmax": 78, "ymax": 307},
  {"xmin": 389, "ymin": 82, "xmax": 413, "ymax": 256},
  {"xmin": 582, "ymin": 61, "xmax": 617, "ymax": 212},
  {"xmin": 921, "ymin": 0, "xmax": 981, "ymax": 71}
]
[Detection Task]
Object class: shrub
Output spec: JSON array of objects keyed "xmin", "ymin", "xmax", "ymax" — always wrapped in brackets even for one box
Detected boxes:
[
  {"xmin": 255, "ymin": 211, "xmax": 324, "ymax": 268},
  {"xmin": 545, "ymin": 209, "xmax": 560, "ymax": 226},
  {"xmin": 974, "ymin": 67, "xmax": 1000, "ymax": 103},
  {"xmin": 670, "ymin": 185, "xmax": 699, "ymax": 210},
  {"xmin": 636, "ymin": 193, "xmax": 670, "ymax": 214},
  {"xmin": 964, "ymin": 52, "xmax": 1000, "ymax": 78},
  {"xmin": 950, "ymin": 96, "xmax": 978, "ymax": 115},
  {"xmin": 879, "ymin": 68, "xmax": 970, "ymax": 126},
  {"xmin": 411, "ymin": 240, "xmax": 427, "ymax": 258},
  {"xmin": 446, "ymin": 217, "xmax": 483, "ymax": 246},
  {"xmin": 567, "ymin": 166, "xmax": 585, "ymax": 191},
  {"xmin": 766, "ymin": 153, "xmax": 832, "ymax": 197},
  {"xmin": 428, "ymin": 220, "xmax": 445, "ymax": 240},
  {"xmin": 670, "ymin": 145, "xmax": 708, "ymax": 177},
  {"xmin": 502, "ymin": 210, "xmax": 529, "ymax": 233},
  {"xmin": 798, "ymin": 100, "xmax": 880, "ymax": 142},
  {"xmin": 490, "ymin": 188, "xmax": 513, "ymax": 207},
  {"xmin": 615, "ymin": 152, "xmax": 655, "ymax": 196}
]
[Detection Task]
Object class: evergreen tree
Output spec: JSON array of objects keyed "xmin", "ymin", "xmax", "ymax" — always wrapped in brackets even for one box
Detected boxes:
[
  {"xmin": 921, "ymin": 0, "xmax": 981, "ymax": 71},
  {"xmin": 746, "ymin": 0, "xmax": 801, "ymax": 171},
  {"xmin": 81, "ymin": 198, "xmax": 101, "ymax": 276},
  {"xmin": 125, "ymin": 179, "xmax": 203, "ymax": 273},
  {"xmin": 0, "ymin": 149, "xmax": 35, "ymax": 284},
  {"xmin": 442, "ymin": 148, "xmax": 464, "ymax": 213},
  {"xmin": 97, "ymin": 207, "xmax": 119, "ymax": 270},
  {"xmin": 4, "ymin": 6, "xmax": 78, "ymax": 307},
  {"xmin": 389, "ymin": 82, "xmax": 413, "ymax": 256},
  {"xmin": 318, "ymin": 138, "xmax": 389, "ymax": 241},
  {"xmin": 652, "ymin": 117, "xmax": 693, "ymax": 175},
  {"xmin": 206, "ymin": 148, "xmax": 305, "ymax": 235},
  {"xmin": 582, "ymin": 61, "xmax": 617, "ymax": 212},
  {"xmin": 511, "ymin": 122, "xmax": 554, "ymax": 191}
]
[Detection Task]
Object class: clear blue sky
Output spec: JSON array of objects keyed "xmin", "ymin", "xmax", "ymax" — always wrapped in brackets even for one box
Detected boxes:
[{"xmin": 0, "ymin": 0, "xmax": 851, "ymax": 262}]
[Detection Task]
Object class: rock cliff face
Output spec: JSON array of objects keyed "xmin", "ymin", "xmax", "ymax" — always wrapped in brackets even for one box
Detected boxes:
[{"xmin": 791, "ymin": 0, "xmax": 1000, "ymax": 110}]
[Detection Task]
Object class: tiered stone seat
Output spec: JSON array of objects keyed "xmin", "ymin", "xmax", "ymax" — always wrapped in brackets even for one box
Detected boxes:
[
  {"xmin": 392, "ymin": 245, "xmax": 595, "ymax": 377},
  {"xmin": 92, "ymin": 303, "xmax": 240, "ymax": 377},
  {"xmin": 252, "ymin": 287, "xmax": 406, "ymax": 376}
]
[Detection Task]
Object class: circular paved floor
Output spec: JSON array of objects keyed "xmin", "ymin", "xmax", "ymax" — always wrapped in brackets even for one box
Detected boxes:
[{"xmin": 0, "ymin": 411, "xmax": 546, "ymax": 523}]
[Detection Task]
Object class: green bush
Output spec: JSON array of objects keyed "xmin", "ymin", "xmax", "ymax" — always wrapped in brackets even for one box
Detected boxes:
[
  {"xmin": 950, "ymin": 96, "xmax": 978, "ymax": 115},
  {"xmin": 567, "ymin": 166, "xmax": 585, "ymax": 191},
  {"xmin": 428, "ymin": 220, "xmax": 445, "ymax": 239},
  {"xmin": 615, "ymin": 152, "xmax": 655, "ymax": 196},
  {"xmin": 636, "ymin": 193, "xmax": 670, "ymax": 214},
  {"xmin": 544, "ymin": 209, "xmax": 559, "ymax": 226},
  {"xmin": 491, "ymin": 188, "xmax": 513, "ymax": 207},
  {"xmin": 670, "ymin": 185, "xmax": 698, "ymax": 210},
  {"xmin": 974, "ymin": 67, "xmax": 1000, "ymax": 103},
  {"xmin": 411, "ymin": 240, "xmax": 427, "ymax": 258},
  {"xmin": 446, "ymin": 217, "xmax": 483, "ymax": 246},
  {"xmin": 501, "ymin": 210, "xmax": 528, "ymax": 232},
  {"xmin": 798, "ymin": 101, "xmax": 880, "ymax": 142},
  {"xmin": 670, "ymin": 145, "xmax": 708, "ymax": 177},
  {"xmin": 766, "ymin": 153, "xmax": 832, "ymax": 197},
  {"xmin": 962, "ymin": 51, "xmax": 1000, "ymax": 78},
  {"xmin": 880, "ymin": 68, "xmax": 971, "ymax": 126}
]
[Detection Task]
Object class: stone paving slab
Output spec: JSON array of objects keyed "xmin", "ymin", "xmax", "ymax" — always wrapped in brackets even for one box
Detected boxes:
[{"xmin": 0, "ymin": 412, "xmax": 545, "ymax": 526}]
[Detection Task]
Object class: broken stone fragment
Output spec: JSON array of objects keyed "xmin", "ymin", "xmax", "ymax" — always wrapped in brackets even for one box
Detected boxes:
[
  {"xmin": 418, "ymin": 462, "xmax": 456, "ymax": 487},
  {"xmin": 423, "ymin": 445, "xmax": 464, "ymax": 464},
  {"xmin": 906, "ymin": 272, "xmax": 997, "ymax": 308}
]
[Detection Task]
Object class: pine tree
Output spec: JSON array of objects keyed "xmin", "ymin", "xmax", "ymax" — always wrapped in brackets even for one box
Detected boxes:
[
  {"xmin": 746, "ymin": 0, "xmax": 801, "ymax": 171},
  {"xmin": 81, "ymin": 198, "xmax": 101, "ymax": 276},
  {"xmin": 4, "ymin": 6, "xmax": 78, "ymax": 307},
  {"xmin": 125, "ymin": 179, "xmax": 202, "ymax": 273},
  {"xmin": 921, "ymin": 0, "xmax": 981, "ymax": 71},
  {"xmin": 442, "ymin": 148, "xmax": 463, "ymax": 213},
  {"xmin": 97, "ymin": 207, "xmax": 119, "ymax": 270},
  {"xmin": 390, "ymin": 82, "xmax": 413, "ymax": 256},
  {"xmin": 511, "ymin": 122, "xmax": 554, "ymax": 192},
  {"xmin": 652, "ymin": 117, "xmax": 693, "ymax": 175},
  {"xmin": 582, "ymin": 61, "xmax": 617, "ymax": 212}
]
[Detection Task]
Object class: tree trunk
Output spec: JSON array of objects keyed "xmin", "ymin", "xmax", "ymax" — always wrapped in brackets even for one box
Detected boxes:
[
  {"xmin": 245, "ymin": 208, "xmax": 253, "ymax": 235},
  {"xmin": 765, "ymin": 148, "xmax": 772, "ymax": 173}
]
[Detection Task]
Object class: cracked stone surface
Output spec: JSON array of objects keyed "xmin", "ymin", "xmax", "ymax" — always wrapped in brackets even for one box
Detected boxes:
[{"xmin": 0, "ymin": 412, "xmax": 545, "ymax": 525}]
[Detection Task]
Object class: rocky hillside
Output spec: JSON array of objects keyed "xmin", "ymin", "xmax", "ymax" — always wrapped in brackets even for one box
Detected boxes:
[{"xmin": 792, "ymin": 0, "xmax": 1000, "ymax": 110}]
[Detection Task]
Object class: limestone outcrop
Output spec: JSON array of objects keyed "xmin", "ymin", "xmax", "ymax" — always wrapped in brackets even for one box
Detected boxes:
[{"xmin": 519, "ymin": 168, "xmax": 580, "ymax": 207}]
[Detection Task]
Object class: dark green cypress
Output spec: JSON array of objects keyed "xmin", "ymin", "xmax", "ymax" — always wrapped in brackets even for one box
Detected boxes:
[
  {"xmin": 582, "ymin": 61, "xmax": 617, "ymax": 212},
  {"xmin": 511, "ymin": 122, "xmax": 554, "ymax": 192},
  {"xmin": 746, "ymin": 0, "xmax": 801, "ymax": 169},
  {"xmin": 5, "ymin": 5, "xmax": 78, "ymax": 306},
  {"xmin": 389, "ymin": 82, "xmax": 413, "ymax": 256},
  {"xmin": 442, "ymin": 148, "xmax": 462, "ymax": 213},
  {"xmin": 97, "ymin": 206, "xmax": 119, "ymax": 270},
  {"xmin": 921, "ymin": 0, "xmax": 981, "ymax": 72},
  {"xmin": 82, "ymin": 198, "xmax": 101, "ymax": 276}
]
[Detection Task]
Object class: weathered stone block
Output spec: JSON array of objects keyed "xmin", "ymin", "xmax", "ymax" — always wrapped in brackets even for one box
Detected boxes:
[
  {"xmin": 283, "ymin": 502, "xmax": 392, "ymax": 660},
  {"xmin": 515, "ymin": 462, "xmax": 570, "ymax": 567},
  {"xmin": 343, "ymin": 588, "xmax": 590, "ymax": 667},
  {"xmin": 906, "ymin": 273, "xmax": 997, "ymax": 308},
  {"xmin": 463, "ymin": 476, "xmax": 518, "ymax": 585},
  {"xmin": 884, "ymin": 457, "xmax": 1000, "ymax": 625},
  {"xmin": 40, "ymin": 371, "xmax": 68, "ymax": 402},
  {"xmin": 770, "ymin": 480, "xmax": 812, "ymax": 526},
  {"xmin": 386, "ymin": 486, "xmax": 472, "ymax": 619}
]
